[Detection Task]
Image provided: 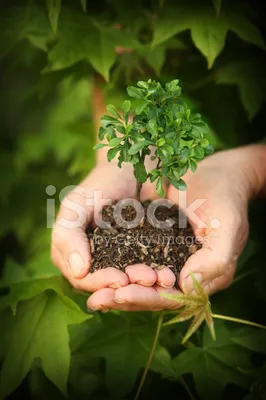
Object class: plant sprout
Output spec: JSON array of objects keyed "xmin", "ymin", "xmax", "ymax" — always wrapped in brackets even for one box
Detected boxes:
[{"xmin": 94, "ymin": 79, "xmax": 214, "ymax": 199}]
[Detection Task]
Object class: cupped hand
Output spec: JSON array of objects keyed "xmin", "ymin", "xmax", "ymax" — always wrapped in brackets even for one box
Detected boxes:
[
  {"xmin": 87, "ymin": 148, "xmax": 253, "ymax": 311},
  {"xmin": 51, "ymin": 162, "xmax": 176, "ymax": 294}
]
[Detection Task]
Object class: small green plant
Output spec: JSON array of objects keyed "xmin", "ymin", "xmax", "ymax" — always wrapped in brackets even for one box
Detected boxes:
[
  {"xmin": 135, "ymin": 273, "xmax": 266, "ymax": 400},
  {"xmin": 94, "ymin": 79, "xmax": 213, "ymax": 199}
]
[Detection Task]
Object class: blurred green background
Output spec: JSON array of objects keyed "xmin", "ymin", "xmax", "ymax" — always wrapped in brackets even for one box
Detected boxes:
[{"xmin": 0, "ymin": 1, "xmax": 266, "ymax": 399}]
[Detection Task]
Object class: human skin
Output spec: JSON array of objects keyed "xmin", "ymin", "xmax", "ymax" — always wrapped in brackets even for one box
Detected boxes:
[
  {"xmin": 51, "ymin": 85, "xmax": 266, "ymax": 311},
  {"xmin": 51, "ymin": 142, "xmax": 266, "ymax": 311}
]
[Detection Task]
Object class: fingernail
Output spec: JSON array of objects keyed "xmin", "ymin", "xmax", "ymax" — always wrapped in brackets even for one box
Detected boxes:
[
  {"xmin": 109, "ymin": 283, "xmax": 122, "ymax": 289},
  {"xmin": 158, "ymin": 282, "xmax": 174, "ymax": 288},
  {"xmin": 137, "ymin": 280, "xmax": 153, "ymax": 287},
  {"xmin": 87, "ymin": 307, "xmax": 99, "ymax": 312},
  {"xmin": 114, "ymin": 295, "xmax": 125, "ymax": 304},
  {"xmin": 182, "ymin": 273, "xmax": 203, "ymax": 293},
  {"xmin": 69, "ymin": 252, "xmax": 86, "ymax": 278}
]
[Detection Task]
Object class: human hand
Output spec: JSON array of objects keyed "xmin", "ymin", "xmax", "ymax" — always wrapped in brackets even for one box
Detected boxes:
[
  {"xmin": 51, "ymin": 162, "xmax": 176, "ymax": 295},
  {"xmin": 87, "ymin": 146, "xmax": 266, "ymax": 311}
]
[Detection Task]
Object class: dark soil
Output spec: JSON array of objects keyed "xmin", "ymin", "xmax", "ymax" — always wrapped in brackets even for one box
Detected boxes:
[{"xmin": 87, "ymin": 202, "xmax": 201, "ymax": 285}]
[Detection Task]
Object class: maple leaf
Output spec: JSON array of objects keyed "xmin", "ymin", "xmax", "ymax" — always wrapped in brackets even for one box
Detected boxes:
[
  {"xmin": 152, "ymin": 4, "xmax": 265, "ymax": 69},
  {"xmin": 79, "ymin": 312, "xmax": 174, "ymax": 398},
  {"xmin": 0, "ymin": 291, "xmax": 91, "ymax": 399},
  {"xmin": 0, "ymin": 273, "xmax": 91, "ymax": 399},
  {"xmin": 173, "ymin": 321, "xmax": 266, "ymax": 400},
  {"xmin": 44, "ymin": 8, "xmax": 139, "ymax": 81},
  {"xmin": 161, "ymin": 272, "xmax": 216, "ymax": 344},
  {"xmin": 217, "ymin": 61, "xmax": 266, "ymax": 119}
]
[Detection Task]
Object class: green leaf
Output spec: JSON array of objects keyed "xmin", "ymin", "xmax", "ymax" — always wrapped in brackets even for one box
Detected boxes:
[
  {"xmin": 146, "ymin": 118, "xmax": 158, "ymax": 136},
  {"xmin": 0, "ymin": 259, "xmax": 30, "ymax": 287},
  {"xmin": 200, "ymin": 138, "xmax": 209, "ymax": 147},
  {"xmin": 0, "ymin": 290, "xmax": 90, "ymax": 399},
  {"xmin": 228, "ymin": 11, "xmax": 265, "ymax": 51},
  {"xmin": 0, "ymin": 276, "xmax": 68, "ymax": 313},
  {"xmin": 106, "ymin": 104, "xmax": 120, "ymax": 119},
  {"xmin": 189, "ymin": 159, "xmax": 198, "ymax": 173},
  {"xmin": 170, "ymin": 178, "xmax": 187, "ymax": 191},
  {"xmin": 107, "ymin": 147, "xmax": 120, "ymax": 161},
  {"xmin": 80, "ymin": 313, "xmax": 174, "ymax": 398},
  {"xmin": 122, "ymin": 100, "xmax": 131, "ymax": 114},
  {"xmin": 167, "ymin": 79, "xmax": 180, "ymax": 92},
  {"xmin": 152, "ymin": 5, "xmax": 265, "ymax": 68},
  {"xmin": 0, "ymin": 7, "xmax": 51, "ymax": 59},
  {"xmin": 161, "ymin": 144, "xmax": 174, "ymax": 156},
  {"xmin": 47, "ymin": 0, "xmax": 61, "ymax": 34},
  {"xmin": 127, "ymin": 86, "xmax": 146, "ymax": 99},
  {"xmin": 80, "ymin": 0, "xmax": 86, "ymax": 12},
  {"xmin": 156, "ymin": 138, "xmax": 165, "ymax": 147},
  {"xmin": 93, "ymin": 143, "xmax": 107, "ymax": 150},
  {"xmin": 152, "ymin": 5, "xmax": 227, "ymax": 68},
  {"xmin": 137, "ymin": 81, "xmax": 149, "ymax": 89},
  {"xmin": 128, "ymin": 140, "xmax": 152, "ymax": 155},
  {"xmin": 143, "ymin": 44, "xmax": 166, "ymax": 76},
  {"xmin": 189, "ymin": 128, "xmax": 202, "ymax": 139},
  {"xmin": 99, "ymin": 126, "xmax": 106, "ymax": 140},
  {"xmin": 173, "ymin": 322, "xmax": 266, "ymax": 400},
  {"xmin": 135, "ymin": 100, "xmax": 148, "ymax": 115},
  {"xmin": 217, "ymin": 61, "xmax": 266, "ymax": 119},
  {"xmin": 45, "ymin": 9, "xmax": 138, "ymax": 80},
  {"xmin": 156, "ymin": 176, "xmax": 165, "ymax": 197},
  {"xmin": 122, "ymin": 100, "xmax": 131, "ymax": 123},
  {"xmin": 204, "ymin": 144, "xmax": 215, "ymax": 155},
  {"xmin": 108, "ymin": 137, "xmax": 124, "ymax": 147},
  {"xmin": 133, "ymin": 161, "xmax": 147, "ymax": 183},
  {"xmin": 189, "ymin": 11, "xmax": 227, "ymax": 69},
  {"xmin": 101, "ymin": 115, "xmax": 119, "ymax": 126},
  {"xmin": 150, "ymin": 169, "xmax": 160, "ymax": 177},
  {"xmin": 212, "ymin": 0, "xmax": 222, "ymax": 15},
  {"xmin": 194, "ymin": 146, "xmax": 205, "ymax": 159}
]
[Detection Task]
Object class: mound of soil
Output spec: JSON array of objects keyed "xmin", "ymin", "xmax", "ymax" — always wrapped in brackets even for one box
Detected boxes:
[{"xmin": 87, "ymin": 202, "xmax": 201, "ymax": 285}]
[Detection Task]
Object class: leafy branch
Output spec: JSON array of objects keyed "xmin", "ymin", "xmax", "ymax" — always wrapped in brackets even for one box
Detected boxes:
[{"xmin": 94, "ymin": 79, "xmax": 213, "ymax": 200}]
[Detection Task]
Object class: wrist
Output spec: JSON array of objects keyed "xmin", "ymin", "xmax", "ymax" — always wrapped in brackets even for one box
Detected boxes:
[
  {"xmin": 231, "ymin": 145, "xmax": 266, "ymax": 200},
  {"xmin": 207, "ymin": 145, "xmax": 266, "ymax": 201}
]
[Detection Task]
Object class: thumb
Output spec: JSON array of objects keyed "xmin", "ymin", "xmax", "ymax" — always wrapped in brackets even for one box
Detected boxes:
[
  {"xmin": 51, "ymin": 187, "xmax": 93, "ymax": 280},
  {"xmin": 179, "ymin": 216, "xmax": 247, "ymax": 293}
]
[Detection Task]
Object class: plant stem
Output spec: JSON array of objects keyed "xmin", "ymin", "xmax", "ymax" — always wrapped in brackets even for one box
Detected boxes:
[
  {"xmin": 135, "ymin": 153, "xmax": 146, "ymax": 201},
  {"xmin": 179, "ymin": 376, "xmax": 196, "ymax": 400},
  {"xmin": 135, "ymin": 181, "xmax": 143, "ymax": 201},
  {"xmin": 134, "ymin": 311, "xmax": 164, "ymax": 400},
  {"xmin": 212, "ymin": 313, "xmax": 266, "ymax": 329}
]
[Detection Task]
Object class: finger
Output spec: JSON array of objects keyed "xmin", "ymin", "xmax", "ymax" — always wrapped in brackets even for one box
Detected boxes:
[
  {"xmin": 87, "ymin": 288, "xmax": 116, "ymax": 311},
  {"xmin": 179, "ymin": 225, "xmax": 243, "ymax": 293},
  {"xmin": 114, "ymin": 284, "xmax": 182, "ymax": 310},
  {"xmin": 202, "ymin": 263, "xmax": 236, "ymax": 294},
  {"xmin": 87, "ymin": 288, "xmax": 147, "ymax": 311},
  {"xmin": 156, "ymin": 267, "xmax": 176, "ymax": 288},
  {"xmin": 125, "ymin": 264, "xmax": 157, "ymax": 286},
  {"xmin": 70, "ymin": 267, "xmax": 129, "ymax": 292},
  {"xmin": 51, "ymin": 184, "xmax": 93, "ymax": 279}
]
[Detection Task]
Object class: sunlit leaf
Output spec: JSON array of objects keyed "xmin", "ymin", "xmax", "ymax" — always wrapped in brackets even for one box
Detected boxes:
[
  {"xmin": 161, "ymin": 272, "xmax": 215, "ymax": 343},
  {"xmin": 0, "ymin": 278, "xmax": 90, "ymax": 398}
]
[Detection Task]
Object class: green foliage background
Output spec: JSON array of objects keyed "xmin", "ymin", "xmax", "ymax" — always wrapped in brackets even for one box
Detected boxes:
[{"xmin": 0, "ymin": 0, "xmax": 266, "ymax": 399}]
